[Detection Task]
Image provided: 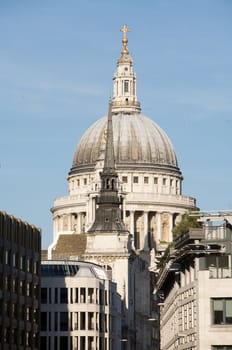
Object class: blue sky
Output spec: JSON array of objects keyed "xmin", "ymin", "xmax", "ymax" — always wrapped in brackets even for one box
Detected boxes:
[{"xmin": 0, "ymin": 0, "xmax": 231, "ymax": 248}]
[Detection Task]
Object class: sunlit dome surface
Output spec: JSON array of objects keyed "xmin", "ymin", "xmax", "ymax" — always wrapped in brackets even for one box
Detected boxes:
[{"xmin": 70, "ymin": 113, "xmax": 179, "ymax": 175}]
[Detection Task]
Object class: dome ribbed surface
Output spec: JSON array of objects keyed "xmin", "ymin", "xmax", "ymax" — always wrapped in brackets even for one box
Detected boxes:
[{"xmin": 70, "ymin": 113, "xmax": 179, "ymax": 174}]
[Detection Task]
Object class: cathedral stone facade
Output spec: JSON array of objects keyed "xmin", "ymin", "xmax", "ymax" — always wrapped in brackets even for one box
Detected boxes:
[
  {"xmin": 47, "ymin": 25, "xmax": 197, "ymax": 349},
  {"xmin": 49, "ymin": 26, "xmax": 196, "ymax": 257}
]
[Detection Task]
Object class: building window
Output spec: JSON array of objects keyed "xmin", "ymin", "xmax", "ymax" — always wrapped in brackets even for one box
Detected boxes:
[
  {"xmin": 40, "ymin": 337, "xmax": 47, "ymax": 350},
  {"xmin": 12, "ymin": 303, "xmax": 16, "ymax": 318},
  {"xmin": 88, "ymin": 288, "xmax": 94, "ymax": 303},
  {"xmin": 206, "ymin": 255, "xmax": 231, "ymax": 279},
  {"xmin": 26, "ymin": 282, "xmax": 30, "ymax": 296},
  {"xmin": 27, "ymin": 258, "xmax": 31, "ymax": 272},
  {"xmin": 75, "ymin": 288, "xmax": 79, "ymax": 303},
  {"xmin": 60, "ymin": 312, "xmax": 68, "ymax": 331},
  {"xmin": 154, "ymin": 177, "xmax": 158, "ymax": 185},
  {"xmin": 34, "ymin": 261, "xmax": 38, "ymax": 274},
  {"xmin": 105, "ymin": 290, "xmax": 108, "ymax": 305},
  {"xmin": 122, "ymin": 176, "xmax": 128, "ymax": 183},
  {"xmin": 133, "ymin": 176, "xmax": 139, "ymax": 184},
  {"xmin": 60, "ymin": 336, "xmax": 68, "ymax": 349},
  {"xmin": 60, "ymin": 288, "xmax": 68, "ymax": 303},
  {"xmin": 48, "ymin": 312, "xmax": 51, "ymax": 331},
  {"xmin": 5, "ymin": 250, "xmax": 10, "ymax": 265},
  {"xmin": 26, "ymin": 307, "xmax": 30, "ymax": 321},
  {"xmin": 41, "ymin": 288, "xmax": 47, "ymax": 304},
  {"xmin": 83, "ymin": 178, "xmax": 87, "ymax": 185},
  {"xmin": 144, "ymin": 176, "xmax": 149, "ymax": 184},
  {"xmin": 12, "ymin": 253, "xmax": 16, "ymax": 267},
  {"xmin": 74, "ymin": 312, "xmax": 78, "ymax": 330},
  {"xmin": 88, "ymin": 312, "xmax": 94, "ymax": 330},
  {"xmin": 12, "ymin": 278, "xmax": 18, "ymax": 293},
  {"xmin": 80, "ymin": 312, "xmax": 86, "ymax": 330},
  {"xmin": 124, "ymin": 80, "xmax": 129, "ymax": 93},
  {"xmin": 41, "ymin": 312, "xmax": 47, "ymax": 331},
  {"xmin": 99, "ymin": 289, "xmax": 104, "ymax": 305},
  {"xmin": 54, "ymin": 312, "xmax": 58, "ymax": 331},
  {"xmin": 49, "ymin": 288, "xmax": 52, "ymax": 303},
  {"xmin": 163, "ymin": 178, "xmax": 166, "ymax": 186},
  {"xmin": 88, "ymin": 337, "xmax": 94, "ymax": 350},
  {"xmin": 19, "ymin": 280, "xmax": 23, "ymax": 294},
  {"xmin": 80, "ymin": 336, "xmax": 86, "ymax": 350},
  {"xmin": 212, "ymin": 298, "xmax": 232, "ymax": 325},
  {"xmin": 99, "ymin": 313, "xmax": 104, "ymax": 332},
  {"xmin": 20, "ymin": 256, "xmax": 24, "ymax": 270},
  {"xmin": 80, "ymin": 288, "xmax": 86, "ymax": 303},
  {"xmin": 55, "ymin": 288, "xmax": 58, "ymax": 303}
]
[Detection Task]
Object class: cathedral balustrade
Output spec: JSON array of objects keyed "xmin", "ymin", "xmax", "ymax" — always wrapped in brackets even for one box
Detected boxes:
[
  {"xmin": 53, "ymin": 194, "xmax": 88, "ymax": 207},
  {"xmin": 125, "ymin": 192, "xmax": 196, "ymax": 207},
  {"xmin": 111, "ymin": 100, "xmax": 140, "ymax": 107}
]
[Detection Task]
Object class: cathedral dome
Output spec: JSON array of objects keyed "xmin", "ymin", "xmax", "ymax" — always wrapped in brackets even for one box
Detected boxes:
[
  {"xmin": 70, "ymin": 112, "xmax": 179, "ymax": 175},
  {"xmin": 69, "ymin": 25, "xmax": 180, "ymax": 177},
  {"xmin": 51, "ymin": 25, "xmax": 197, "ymax": 259}
]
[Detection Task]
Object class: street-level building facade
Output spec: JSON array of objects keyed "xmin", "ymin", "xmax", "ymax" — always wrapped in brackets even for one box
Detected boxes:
[
  {"xmin": 41, "ymin": 260, "xmax": 121, "ymax": 350},
  {"xmin": 155, "ymin": 212, "xmax": 232, "ymax": 350},
  {"xmin": 0, "ymin": 211, "xmax": 41, "ymax": 350}
]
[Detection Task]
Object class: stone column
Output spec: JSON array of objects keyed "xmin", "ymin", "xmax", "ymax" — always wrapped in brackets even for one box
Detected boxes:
[
  {"xmin": 130, "ymin": 210, "xmax": 135, "ymax": 235},
  {"xmin": 169, "ymin": 213, "xmax": 173, "ymax": 242},
  {"xmin": 86, "ymin": 197, "xmax": 90, "ymax": 228},
  {"xmin": 130, "ymin": 210, "xmax": 135, "ymax": 249},
  {"xmin": 92, "ymin": 196, "xmax": 96, "ymax": 224},
  {"xmin": 156, "ymin": 212, "xmax": 161, "ymax": 242},
  {"xmin": 53, "ymin": 216, "xmax": 58, "ymax": 241},
  {"xmin": 122, "ymin": 197, "xmax": 126, "ymax": 222},
  {"xmin": 77, "ymin": 213, "xmax": 81, "ymax": 234},
  {"xmin": 143, "ymin": 211, "xmax": 149, "ymax": 251},
  {"xmin": 68, "ymin": 214, "xmax": 72, "ymax": 231}
]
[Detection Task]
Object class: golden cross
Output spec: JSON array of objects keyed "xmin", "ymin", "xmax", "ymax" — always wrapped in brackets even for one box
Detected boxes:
[{"xmin": 120, "ymin": 24, "xmax": 131, "ymax": 39}]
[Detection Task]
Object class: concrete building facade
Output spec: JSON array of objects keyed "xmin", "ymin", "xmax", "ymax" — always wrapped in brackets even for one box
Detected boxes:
[
  {"xmin": 40, "ymin": 260, "xmax": 121, "ymax": 350},
  {"xmin": 155, "ymin": 212, "xmax": 232, "ymax": 350},
  {"xmin": 0, "ymin": 211, "xmax": 41, "ymax": 350}
]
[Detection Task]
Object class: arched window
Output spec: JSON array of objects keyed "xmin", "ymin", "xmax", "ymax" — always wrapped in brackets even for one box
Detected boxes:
[{"xmin": 124, "ymin": 80, "xmax": 129, "ymax": 93}]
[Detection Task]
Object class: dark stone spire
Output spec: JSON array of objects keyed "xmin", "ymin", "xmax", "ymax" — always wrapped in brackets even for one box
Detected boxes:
[
  {"xmin": 88, "ymin": 102, "xmax": 128, "ymax": 233},
  {"xmin": 102, "ymin": 102, "xmax": 117, "ymax": 176}
]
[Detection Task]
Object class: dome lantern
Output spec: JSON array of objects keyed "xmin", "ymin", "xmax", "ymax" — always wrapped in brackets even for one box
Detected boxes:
[{"xmin": 112, "ymin": 25, "xmax": 141, "ymax": 114}]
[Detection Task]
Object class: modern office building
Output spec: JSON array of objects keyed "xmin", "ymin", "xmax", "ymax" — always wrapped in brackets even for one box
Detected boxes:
[
  {"xmin": 0, "ymin": 211, "xmax": 41, "ymax": 350},
  {"xmin": 155, "ymin": 212, "xmax": 232, "ymax": 350},
  {"xmin": 40, "ymin": 260, "xmax": 121, "ymax": 350}
]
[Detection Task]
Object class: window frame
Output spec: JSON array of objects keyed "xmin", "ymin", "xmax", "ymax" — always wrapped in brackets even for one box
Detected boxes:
[
  {"xmin": 133, "ymin": 176, "xmax": 139, "ymax": 184},
  {"xmin": 211, "ymin": 298, "xmax": 232, "ymax": 325}
]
